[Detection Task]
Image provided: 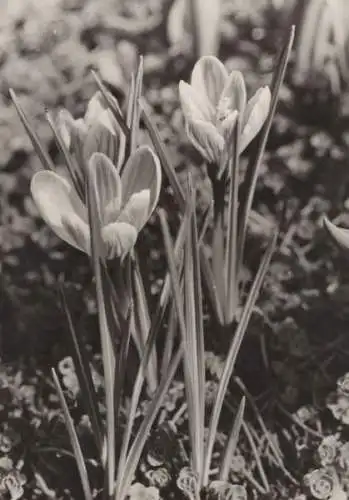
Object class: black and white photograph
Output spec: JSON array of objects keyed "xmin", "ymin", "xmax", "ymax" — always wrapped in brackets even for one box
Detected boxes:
[{"xmin": 1, "ymin": 0, "xmax": 349, "ymax": 499}]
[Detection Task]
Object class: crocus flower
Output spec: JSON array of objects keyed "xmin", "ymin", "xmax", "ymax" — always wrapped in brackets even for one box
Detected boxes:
[
  {"xmin": 31, "ymin": 146, "xmax": 161, "ymax": 259},
  {"xmin": 323, "ymin": 216, "xmax": 349, "ymax": 251},
  {"xmin": 179, "ymin": 56, "xmax": 271, "ymax": 167},
  {"xmin": 57, "ymin": 90, "xmax": 121, "ymax": 168}
]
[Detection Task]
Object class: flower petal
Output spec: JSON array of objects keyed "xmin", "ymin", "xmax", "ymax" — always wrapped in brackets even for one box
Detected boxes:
[
  {"xmin": 240, "ymin": 86, "xmax": 271, "ymax": 152},
  {"xmin": 118, "ymin": 190, "xmax": 151, "ymax": 231},
  {"xmin": 121, "ymin": 145, "xmax": 161, "ymax": 221},
  {"xmin": 83, "ymin": 91, "xmax": 121, "ymax": 164},
  {"xmin": 83, "ymin": 116, "xmax": 120, "ymax": 165},
  {"xmin": 61, "ymin": 212, "xmax": 91, "ymax": 255},
  {"xmin": 88, "ymin": 153, "xmax": 122, "ymax": 225},
  {"xmin": 217, "ymin": 71, "xmax": 246, "ymax": 120},
  {"xmin": 84, "ymin": 91, "xmax": 114, "ymax": 132},
  {"xmin": 220, "ymin": 109, "xmax": 239, "ymax": 144},
  {"xmin": 102, "ymin": 222, "xmax": 138, "ymax": 259},
  {"xmin": 179, "ymin": 81, "xmax": 214, "ymax": 122},
  {"xmin": 56, "ymin": 109, "xmax": 86, "ymax": 151},
  {"xmin": 31, "ymin": 170, "xmax": 89, "ymax": 253},
  {"xmin": 323, "ymin": 217, "xmax": 349, "ymax": 251},
  {"xmin": 191, "ymin": 56, "xmax": 228, "ymax": 108},
  {"xmin": 186, "ymin": 118, "xmax": 224, "ymax": 165}
]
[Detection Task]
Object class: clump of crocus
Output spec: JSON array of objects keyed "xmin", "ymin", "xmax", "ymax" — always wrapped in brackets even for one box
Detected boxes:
[
  {"xmin": 31, "ymin": 147, "xmax": 161, "ymax": 259},
  {"xmin": 179, "ymin": 55, "xmax": 271, "ymax": 169}
]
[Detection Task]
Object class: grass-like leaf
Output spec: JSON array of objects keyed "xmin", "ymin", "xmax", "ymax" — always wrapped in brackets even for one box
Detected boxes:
[
  {"xmin": 184, "ymin": 183, "xmax": 205, "ymax": 480},
  {"xmin": 86, "ymin": 159, "xmax": 116, "ymax": 498},
  {"xmin": 59, "ymin": 285, "xmax": 105, "ymax": 461},
  {"xmin": 52, "ymin": 369, "xmax": 94, "ymax": 500},
  {"xmin": 237, "ymin": 25, "xmax": 294, "ymax": 275},
  {"xmin": 212, "ymin": 178, "xmax": 226, "ymax": 320},
  {"xmin": 129, "ymin": 57, "xmax": 144, "ymax": 154},
  {"xmin": 219, "ymin": 396, "xmax": 245, "ymax": 481},
  {"xmin": 114, "ymin": 304, "xmax": 132, "ymax": 460},
  {"xmin": 200, "ymin": 247, "xmax": 224, "ymax": 323},
  {"xmin": 160, "ymin": 300, "xmax": 177, "ymax": 376},
  {"xmin": 141, "ymin": 98, "xmax": 223, "ymax": 322},
  {"xmin": 203, "ymin": 230, "xmax": 277, "ymax": 486},
  {"xmin": 159, "ymin": 203, "xmax": 205, "ymax": 481},
  {"xmin": 140, "ymin": 98, "xmax": 186, "ymax": 211},
  {"xmin": 9, "ymin": 89, "xmax": 55, "ymax": 171},
  {"xmin": 118, "ymin": 345, "xmax": 182, "ymax": 500},
  {"xmin": 242, "ymin": 422, "xmax": 270, "ymax": 493},
  {"xmin": 224, "ymin": 118, "xmax": 241, "ymax": 324},
  {"xmin": 115, "ymin": 227, "xmax": 186, "ymax": 491},
  {"xmin": 131, "ymin": 255, "xmax": 158, "ymax": 393}
]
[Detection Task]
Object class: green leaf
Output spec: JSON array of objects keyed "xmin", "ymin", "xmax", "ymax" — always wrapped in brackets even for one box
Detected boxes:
[
  {"xmin": 237, "ymin": 26, "xmax": 294, "ymax": 276},
  {"xmin": 242, "ymin": 422, "xmax": 269, "ymax": 493},
  {"xmin": 131, "ymin": 255, "xmax": 158, "ymax": 393},
  {"xmin": 224, "ymin": 118, "xmax": 240, "ymax": 324},
  {"xmin": 114, "ymin": 304, "xmax": 132, "ymax": 459},
  {"xmin": 219, "ymin": 396, "xmax": 245, "ymax": 481},
  {"xmin": 200, "ymin": 248, "xmax": 224, "ymax": 323},
  {"xmin": 129, "ymin": 57, "xmax": 144, "ymax": 154},
  {"xmin": 140, "ymin": 99, "xmax": 186, "ymax": 211},
  {"xmin": 212, "ymin": 178, "xmax": 226, "ymax": 321},
  {"xmin": 10, "ymin": 89, "xmax": 55, "ymax": 171},
  {"xmin": 86, "ymin": 156, "xmax": 116, "ymax": 497},
  {"xmin": 52, "ymin": 369, "xmax": 94, "ymax": 500},
  {"xmin": 141, "ymin": 98, "xmax": 223, "ymax": 323},
  {"xmin": 159, "ymin": 204, "xmax": 204, "ymax": 481},
  {"xmin": 118, "ymin": 346, "xmax": 182, "ymax": 500},
  {"xmin": 59, "ymin": 285, "xmax": 105, "ymax": 461},
  {"xmin": 184, "ymin": 185, "xmax": 204, "ymax": 480},
  {"xmin": 160, "ymin": 301, "xmax": 177, "ymax": 376},
  {"xmin": 203, "ymin": 231, "xmax": 277, "ymax": 486}
]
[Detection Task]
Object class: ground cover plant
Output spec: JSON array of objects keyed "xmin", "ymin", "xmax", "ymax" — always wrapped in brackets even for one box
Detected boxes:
[{"xmin": 3, "ymin": 0, "xmax": 349, "ymax": 499}]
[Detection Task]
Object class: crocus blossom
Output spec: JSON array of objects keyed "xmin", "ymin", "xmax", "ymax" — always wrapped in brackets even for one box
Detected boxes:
[
  {"xmin": 179, "ymin": 56, "xmax": 271, "ymax": 167},
  {"xmin": 323, "ymin": 216, "xmax": 349, "ymax": 251},
  {"xmin": 31, "ymin": 146, "xmax": 161, "ymax": 259},
  {"xmin": 57, "ymin": 90, "xmax": 121, "ymax": 168}
]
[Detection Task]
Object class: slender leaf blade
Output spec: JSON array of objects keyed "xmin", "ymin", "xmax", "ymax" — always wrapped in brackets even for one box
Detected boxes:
[
  {"xmin": 10, "ymin": 89, "xmax": 55, "ymax": 171},
  {"xmin": 203, "ymin": 231, "xmax": 277, "ymax": 485},
  {"xmin": 52, "ymin": 369, "xmax": 94, "ymax": 500}
]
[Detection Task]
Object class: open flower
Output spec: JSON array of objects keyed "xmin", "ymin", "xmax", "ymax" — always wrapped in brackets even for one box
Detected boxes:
[
  {"xmin": 57, "ymin": 90, "xmax": 121, "ymax": 167},
  {"xmin": 31, "ymin": 146, "xmax": 161, "ymax": 259},
  {"xmin": 179, "ymin": 56, "xmax": 271, "ymax": 167}
]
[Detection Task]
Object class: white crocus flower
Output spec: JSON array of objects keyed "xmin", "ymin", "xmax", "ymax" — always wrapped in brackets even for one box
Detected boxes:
[
  {"xmin": 179, "ymin": 55, "xmax": 271, "ymax": 168},
  {"xmin": 57, "ymin": 90, "xmax": 121, "ymax": 169},
  {"xmin": 31, "ymin": 146, "xmax": 161, "ymax": 259}
]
